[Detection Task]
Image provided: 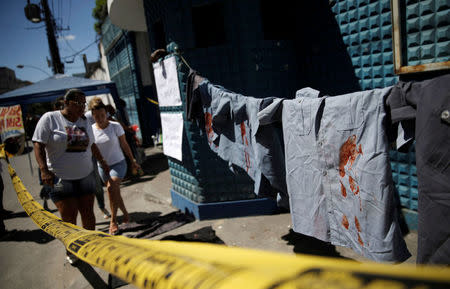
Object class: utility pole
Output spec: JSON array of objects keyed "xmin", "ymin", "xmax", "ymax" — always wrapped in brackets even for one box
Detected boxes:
[
  {"xmin": 24, "ymin": 0, "xmax": 64, "ymax": 75},
  {"xmin": 41, "ymin": 0, "xmax": 64, "ymax": 74}
]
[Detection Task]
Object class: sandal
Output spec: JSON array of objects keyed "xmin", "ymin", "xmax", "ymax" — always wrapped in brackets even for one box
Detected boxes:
[{"xmin": 109, "ymin": 222, "xmax": 119, "ymax": 235}]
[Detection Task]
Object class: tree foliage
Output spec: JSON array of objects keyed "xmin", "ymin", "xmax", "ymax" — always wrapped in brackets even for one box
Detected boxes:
[{"xmin": 92, "ymin": 0, "xmax": 107, "ymax": 34}]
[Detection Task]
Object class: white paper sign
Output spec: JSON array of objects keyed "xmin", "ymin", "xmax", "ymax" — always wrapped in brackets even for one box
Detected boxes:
[
  {"xmin": 160, "ymin": 112, "xmax": 183, "ymax": 161},
  {"xmin": 153, "ymin": 56, "xmax": 182, "ymax": 107}
]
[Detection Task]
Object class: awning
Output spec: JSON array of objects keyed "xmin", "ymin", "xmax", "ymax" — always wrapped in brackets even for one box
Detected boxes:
[{"xmin": 0, "ymin": 74, "xmax": 120, "ymax": 106}]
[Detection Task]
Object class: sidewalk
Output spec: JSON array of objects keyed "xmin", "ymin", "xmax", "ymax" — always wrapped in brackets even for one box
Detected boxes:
[{"xmin": 0, "ymin": 146, "xmax": 418, "ymax": 289}]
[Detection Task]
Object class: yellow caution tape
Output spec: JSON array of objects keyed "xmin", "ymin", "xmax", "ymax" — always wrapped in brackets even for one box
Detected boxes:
[
  {"xmin": 146, "ymin": 97, "xmax": 159, "ymax": 105},
  {"xmin": 4, "ymin": 148, "xmax": 450, "ymax": 289}
]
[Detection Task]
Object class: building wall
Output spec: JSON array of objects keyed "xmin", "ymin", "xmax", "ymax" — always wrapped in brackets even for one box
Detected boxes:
[
  {"xmin": 134, "ymin": 31, "xmax": 161, "ymax": 140},
  {"xmin": 332, "ymin": 0, "xmax": 449, "ymax": 218},
  {"xmin": 144, "ymin": 0, "xmax": 360, "ymax": 97},
  {"xmin": 0, "ymin": 67, "xmax": 32, "ymax": 95},
  {"xmin": 102, "ymin": 17, "xmax": 162, "ymax": 145},
  {"xmin": 142, "ymin": 0, "xmax": 449, "ymax": 215},
  {"xmin": 102, "ymin": 17, "xmax": 143, "ymax": 140},
  {"xmin": 86, "ymin": 42, "xmax": 115, "ymax": 107}
]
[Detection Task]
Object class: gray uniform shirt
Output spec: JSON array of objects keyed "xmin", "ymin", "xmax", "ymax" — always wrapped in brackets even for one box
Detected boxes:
[
  {"xmin": 259, "ymin": 87, "xmax": 410, "ymax": 262},
  {"xmin": 198, "ymin": 81, "xmax": 288, "ymax": 203}
]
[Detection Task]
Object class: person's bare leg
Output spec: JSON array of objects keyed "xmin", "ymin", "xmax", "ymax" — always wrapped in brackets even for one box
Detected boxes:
[
  {"xmin": 55, "ymin": 198, "xmax": 81, "ymax": 264},
  {"xmin": 78, "ymin": 194, "xmax": 96, "ymax": 230},
  {"xmin": 113, "ymin": 177, "xmax": 129, "ymax": 223},
  {"xmin": 55, "ymin": 198, "xmax": 78, "ymax": 225},
  {"xmin": 107, "ymin": 178, "xmax": 121, "ymax": 234}
]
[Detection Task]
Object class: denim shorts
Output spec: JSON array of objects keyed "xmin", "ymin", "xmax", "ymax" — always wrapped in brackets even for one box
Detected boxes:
[
  {"xmin": 98, "ymin": 159, "xmax": 127, "ymax": 183},
  {"xmin": 49, "ymin": 171, "xmax": 96, "ymax": 203}
]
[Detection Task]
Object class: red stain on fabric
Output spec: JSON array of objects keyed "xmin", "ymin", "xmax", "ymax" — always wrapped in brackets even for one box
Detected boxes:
[
  {"xmin": 354, "ymin": 216, "xmax": 361, "ymax": 232},
  {"xmin": 348, "ymin": 176, "xmax": 362, "ymax": 210},
  {"xmin": 245, "ymin": 154, "xmax": 250, "ymax": 171},
  {"xmin": 339, "ymin": 136, "xmax": 363, "ymax": 211},
  {"xmin": 358, "ymin": 233, "xmax": 364, "ymax": 246},
  {"xmin": 205, "ymin": 113, "xmax": 214, "ymax": 145},
  {"xmin": 342, "ymin": 215, "xmax": 349, "ymax": 229},
  {"xmin": 348, "ymin": 176, "xmax": 360, "ymax": 195},
  {"xmin": 349, "ymin": 176, "xmax": 356, "ymax": 192},
  {"xmin": 240, "ymin": 122, "xmax": 251, "ymax": 172},
  {"xmin": 339, "ymin": 135, "xmax": 363, "ymax": 177},
  {"xmin": 340, "ymin": 181, "xmax": 347, "ymax": 197},
  {"xmin": 358, "ymin": 192, "xmax": 362, "ymax": 211},
  {"xmin": 240, "ymin": 122, "xmax": 249, "ymax": 145}
]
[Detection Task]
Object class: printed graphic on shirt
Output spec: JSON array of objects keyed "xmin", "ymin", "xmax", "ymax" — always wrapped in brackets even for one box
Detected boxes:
[{"xmin": 65, "ymin": 126, "xmax": 89, "ymax": 152}]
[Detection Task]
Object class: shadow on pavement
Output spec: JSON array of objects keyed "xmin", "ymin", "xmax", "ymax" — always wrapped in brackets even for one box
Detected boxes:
[
  {"xmin": 74, "ymin": 261, "xmax": 109, "ymax": 289},
  {"xmin": 121, "ymin": 151, "xmax": 168, "ymax": 187},
  {"xmin": 95, "ymin": 211, "xmax": 162, "ymax": 227},
  {"xmin": 21, "ymin": 146, "xmax": 34, "ymax": 154},
  {"xmin": 141, "ymin": 151, "xmax": 168, "ymax": 175},
  {"xmin": 104, "ymin": 226, "xmax": 226, "ymax": 289},
  {"xmin": 282, "ymin": 229, "xmax": 349, "ymax": 259},
  {"xmin": 108, "ymin": 274, "xmax": 128, "ymax": 289},
  {"xmin": 2, "ymin": 209, "xmax": 58, "ymax": 220},
  {"xmin": 0, "ymin": 228, "xmax": 54, "ymax": 243},
  {"xmin": 161, "ymin": 226, "xmax": 225, "ymax": 244},
  {"xmin": 96, "ymin": 211, "xmax": 194, "ymax": 239},
  {"xmin": 121, "ymin": 175, "xmax": 155, "ymax": 186}
]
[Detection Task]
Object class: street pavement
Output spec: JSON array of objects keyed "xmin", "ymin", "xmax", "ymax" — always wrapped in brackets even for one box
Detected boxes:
[{"xmin": 0, "ymin": 146, "xmax": 418, "ymax": 289}]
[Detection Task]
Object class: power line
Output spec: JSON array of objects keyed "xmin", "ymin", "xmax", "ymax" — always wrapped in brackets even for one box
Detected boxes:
[
  {"xmin": 63, "ymin": 36, "xmax": 78, "ymax": 53},
  {"xmin": 62, "ymin": 38, "xmax": 100, "ymax": 60},
  {"xmin": 67, "ymin": 0, "xmax": 71, "ymax": 29},
  {"xmin": 25, "ymin": 25, "xmax": 46, "ymax": 30},
  {"xmin": 58, "ymin": 0, "xmax": 62, "ymax": 28}
]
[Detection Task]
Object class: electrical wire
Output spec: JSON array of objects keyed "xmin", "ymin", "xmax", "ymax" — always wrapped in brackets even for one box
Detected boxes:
[
  {"xmin": 25, "ymin": 25, "xmax": 46, "ymax": 30},
  {"xmin": 61, "ymin": 38, "xmax": 100, "ymax": 60},
  {"xmin": 59, "ymin": 0, "xmax": 62, "ymax": 27},
  {"xmin": 63, "ymin": 36, "xmax": 78, "ymax": 53},
  {"xmin": 67, "ymin": 0, "xmax": 71, "ymax": 29}
]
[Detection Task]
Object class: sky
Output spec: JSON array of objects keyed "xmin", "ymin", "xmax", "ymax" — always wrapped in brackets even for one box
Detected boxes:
[{"xmin": 0, "ymin": 0, "xmax": 99, "ymax": 83}]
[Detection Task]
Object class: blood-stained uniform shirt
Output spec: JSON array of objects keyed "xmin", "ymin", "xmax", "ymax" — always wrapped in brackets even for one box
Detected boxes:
[
  {"xmin": 259, "ymin": 87, "xmax": 410, "ymax": 262},
  {"xmin": 195, "ymin": 80, "xmax": 288, "ymax": 203}
]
